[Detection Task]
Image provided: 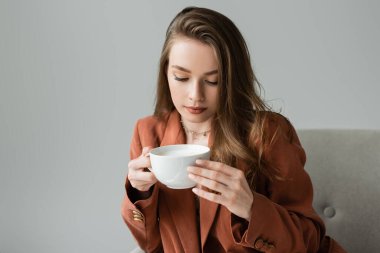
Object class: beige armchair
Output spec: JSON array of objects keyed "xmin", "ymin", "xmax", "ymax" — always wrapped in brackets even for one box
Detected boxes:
[{"xmin": 298, "ymin": 129, "xmax": 380, "ymax": 252}]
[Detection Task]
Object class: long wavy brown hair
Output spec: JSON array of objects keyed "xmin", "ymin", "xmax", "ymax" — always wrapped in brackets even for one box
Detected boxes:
[{"xmin": 154, "ymin": 7, "xmax": 276, "ymax": 189}]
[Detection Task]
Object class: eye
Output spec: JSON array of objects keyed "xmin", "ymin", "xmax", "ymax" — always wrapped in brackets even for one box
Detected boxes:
[
  {"xmin": 174, "ymin": 74, "xmax": 189, "ymax": 82},
  {"xmin": 204, "ymin": 80, "xmax": 218, "ymax": 86}
]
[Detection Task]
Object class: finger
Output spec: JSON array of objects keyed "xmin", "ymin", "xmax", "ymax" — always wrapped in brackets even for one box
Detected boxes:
[
  {"xmin": 195, "ymin": 159, "xmax": 243, "ymax": 178},
  {"xmin": 187, "ymin": 166, "xmax": 229, "ymax": 186},
  {"xmin": 188, "ymin": 173, "xmax": 228, "ymax": 194},
  {"xmin": 128, "ymin": 171, "xmax": 156, "ymax": 182},
  {"xmin": 136, "ymin": 186, "xmax": 152, "ymax": 192},
  {"xmin": 141, "ymin": 146, "xmax": 153, "ymax": 157},
  {"xmin": 192, "ymin": 187, "xmax": 225, "ymax": 204},
  {"xmin": 130, "ymin": 181, "xmax": 155, "ymax": 191},
  {"xmin": 128, "ymin": 155, "xmax": 152, "ymax": 171}
]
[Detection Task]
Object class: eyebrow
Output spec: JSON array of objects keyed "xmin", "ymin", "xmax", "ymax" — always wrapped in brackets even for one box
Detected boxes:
[{"xmin": 171, "ymin": 65, "xmax": 218, "ymax": 76}]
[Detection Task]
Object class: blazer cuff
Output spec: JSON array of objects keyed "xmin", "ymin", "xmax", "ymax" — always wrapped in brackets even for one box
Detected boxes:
[
  {"xmin": 125, "ymin": 179, "xmax": 159, "ymax": 210},
  {"xmin": 231, "ymin": 192, "xmax": 278, "ymax": 251},
  {"xmin": 121, "ymin": 179, "xmax": 160, "ymax": 230}
]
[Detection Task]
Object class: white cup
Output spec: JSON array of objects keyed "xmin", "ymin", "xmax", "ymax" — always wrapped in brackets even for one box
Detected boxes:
[{"xmin": 149, "ymin": 144, "xmax": 211, "ymax": 189}]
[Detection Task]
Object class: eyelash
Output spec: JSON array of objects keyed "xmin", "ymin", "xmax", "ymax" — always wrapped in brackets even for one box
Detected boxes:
[
  {"xmin": 205, "ymin": 80, "xmax": 218, "ymax": 85},
  {"xmin": 174, "ymin": 76, "xmax": 189, "ymax": 82},
  {"xmin": 174, "ymin": 75, "xmax": 218, "ymax": 86}
]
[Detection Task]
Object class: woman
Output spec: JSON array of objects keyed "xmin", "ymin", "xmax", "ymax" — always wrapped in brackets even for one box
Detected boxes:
[{"xmin": 122, "ymin": 6, "xmax": 345, "ymax": 253}]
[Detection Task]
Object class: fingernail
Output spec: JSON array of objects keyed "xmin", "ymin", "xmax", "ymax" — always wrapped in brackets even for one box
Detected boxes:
[
  {"xmin": 187, "ymin": 166, "xmax": 194, "ymax": 172},
  {"xmin": 188, "ymin": 173, "xmax": 195, "ymax": 179},
  {"xmin": 192, "ymin": 188, "xmax": 198, "ymax": 194}
]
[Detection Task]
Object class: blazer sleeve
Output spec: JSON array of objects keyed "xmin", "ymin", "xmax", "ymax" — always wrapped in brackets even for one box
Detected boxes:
[
  {"xmin": 121, "ymin": 119, "xmax": 163, "ymax": 253},
  {"xmin": 231, "ymin": 115, "xmax": 326, "ymax": 253}
]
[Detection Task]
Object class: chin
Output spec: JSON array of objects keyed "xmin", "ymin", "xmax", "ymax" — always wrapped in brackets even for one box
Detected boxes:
[{"xmin": 184, "ymin": 113, "xmax": 212, "ymax": 123}]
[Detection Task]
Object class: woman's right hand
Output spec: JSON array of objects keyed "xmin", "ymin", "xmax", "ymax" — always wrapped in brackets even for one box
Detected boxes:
[{"xmin": 127, "ymin": 146, "xmax": 157, "ymax": 192}]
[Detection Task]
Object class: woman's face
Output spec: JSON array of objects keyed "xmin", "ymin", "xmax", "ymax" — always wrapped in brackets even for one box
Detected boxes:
[{"xmin": 167, "ymin": 37, "xmax": 219, "ymax": 124}]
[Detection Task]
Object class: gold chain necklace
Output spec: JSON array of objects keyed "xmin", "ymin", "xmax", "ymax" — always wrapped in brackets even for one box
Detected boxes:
[{"xmin": 180, "ymin": 120, "xmax": 211, "ymax": 137}]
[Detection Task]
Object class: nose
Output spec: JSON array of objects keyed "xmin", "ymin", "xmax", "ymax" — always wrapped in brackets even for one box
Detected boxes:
[{"xmin": 188, "ymin": 80, "xmax": 205, "ymax": 102}]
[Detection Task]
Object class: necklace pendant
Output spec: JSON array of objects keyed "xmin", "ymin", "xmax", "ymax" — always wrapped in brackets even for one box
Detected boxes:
[{"xmin": 180, "ymin": 119, "xmax": 210, "ymax": 138}]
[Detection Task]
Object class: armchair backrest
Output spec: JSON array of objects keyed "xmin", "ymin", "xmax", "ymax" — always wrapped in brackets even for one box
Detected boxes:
[{"xmin": 298, "ymin": 129, "xmax": 380, "ymax": 252}]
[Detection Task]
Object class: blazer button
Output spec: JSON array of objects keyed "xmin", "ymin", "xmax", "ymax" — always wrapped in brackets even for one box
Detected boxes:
[
  {"xmin": 132, "ymin": 210, "xmax": 144, "ymax": 222},
  {"xmin": 268, "ymin": 243, "xmax": 276, "ymax": 252},
  {"xmin": 133, "ymin": 216, "xmax": 144, "ymax": 222},
  {"xmin": 254, "ymin": 238, "xmax": 265, "ymax": 250},
  {"xmin": 262, "ymin": 243, "xmax": 269, "ymax": 252},
  {"xmin": 262, "ymin": 243, "xmax": 275, "ymax": 252},
  {"xmin": 132, "ymin": 210, "xmax": 143, "ymax": 216}
]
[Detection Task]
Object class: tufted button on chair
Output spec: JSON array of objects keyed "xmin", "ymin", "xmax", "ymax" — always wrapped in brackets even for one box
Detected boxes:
[{"xmin": 298, "ymin": 129, "xmax": 380, "ymax": 253}]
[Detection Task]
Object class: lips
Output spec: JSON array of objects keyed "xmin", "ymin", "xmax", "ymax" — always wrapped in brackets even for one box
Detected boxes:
[{"xmin": 185, "ymin": 106, "xmax": 207, "ymax": 114}]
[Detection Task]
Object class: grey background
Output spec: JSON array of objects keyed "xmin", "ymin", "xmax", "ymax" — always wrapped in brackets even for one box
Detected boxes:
[{"xmin": 0, "ymin": 0, "xmax": 379, "ymax": 252}]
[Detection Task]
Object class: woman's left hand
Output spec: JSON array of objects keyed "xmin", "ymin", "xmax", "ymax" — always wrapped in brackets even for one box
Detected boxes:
[{"xmin": 188, "ymin": 159, "xmax": 254, "ymax": 221}]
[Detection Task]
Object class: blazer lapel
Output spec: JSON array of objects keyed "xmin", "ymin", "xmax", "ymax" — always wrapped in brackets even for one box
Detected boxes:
[
  {"xmin": 159, "ymin": 110, "xmax": 220, "ymax": 251},
  {"xmin": 160, "ymin": 110, "xmax": 201, "ymax": 252},
  {"xmin": 200, "ymin": 198, "xmax": 220, "ymax": 249},
  {"xmin": 160, "ymin": 110, "xmax": 184, "ymax": 147},
  {"xmin": 200, "ymin": 129, "xmax": 220, "ymax": 248},
  {"xmin": 161, "ymin": 188, "xmax": 200, "ymax": 252}
]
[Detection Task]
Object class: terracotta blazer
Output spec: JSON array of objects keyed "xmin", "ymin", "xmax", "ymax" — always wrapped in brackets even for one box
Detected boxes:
[{"xmin": 121, "ymin": 110, "xmax": 344, "ymax": 253}]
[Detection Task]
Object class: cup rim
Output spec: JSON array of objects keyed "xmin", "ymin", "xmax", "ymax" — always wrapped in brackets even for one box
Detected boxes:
[{"xmin": 149, "ymin": 144, "xmax": 210, "ymax": 157}]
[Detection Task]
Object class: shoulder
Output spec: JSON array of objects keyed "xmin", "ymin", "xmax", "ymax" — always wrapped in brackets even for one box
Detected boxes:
[
  {"xmin": 250, "ymin": 112, "xmax": 307, "ymax": 180},
  {"xmin": 261, "ymin": 111, "xmax": 297, "ymax": 142},
  {"xmin": 135, "ymin": 114, "xmax": 166, "ymax": 130},
  {"xmin": 129, "ymin": 112, "xmax": 171, "ymax": 159},
  {"xmin": 263, "ymin": 111, "xmax": 292, "ymax": 128},
  {"xmin": 260, "ymin": 111, "xmax": 305, "ymax": 165},
  {"xmin": 133, "ymin": 113, "xmax": 170, "ymax": 139}
]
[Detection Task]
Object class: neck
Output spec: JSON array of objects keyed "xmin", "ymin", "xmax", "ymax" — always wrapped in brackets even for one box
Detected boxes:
[{"xmin": 180, "ymin": 117, "xmax": 212, "ymax": 141}]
